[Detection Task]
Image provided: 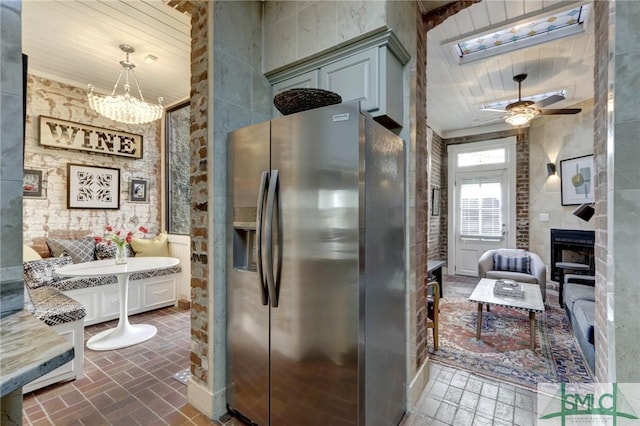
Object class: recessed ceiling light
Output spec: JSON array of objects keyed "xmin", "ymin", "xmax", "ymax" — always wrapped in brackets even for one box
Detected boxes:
[{"xmin": 144, "ymin": 54, "xmax": 158, "ymax": 64}]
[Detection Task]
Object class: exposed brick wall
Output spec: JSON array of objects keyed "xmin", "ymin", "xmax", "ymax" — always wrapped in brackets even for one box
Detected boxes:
[
  {"xmin": 592, "ymin": 0, "xmax": 609, "ymax": 382},
  {"xmin": 415, "ymin": 7, "xmax": 428, "ymax": 370},
  {"xmin": 443, "ymin": 129, "xmax": 530, "ymax": 250},
  {"xmin": 417, "ymin": 0, "xmax": 479, "ymax": 372},
  {"xmin": 427, "ymin": 128, "xmax": 444, "ymax": 260},
  {"xmin": 515, "ymin": 130, "xmax": 530, "ymax": 249},
  {"xmin": 439, "ymin": 133, "xmax": 449, "ymax": 260},
  {"xmin": 423, "ymin": 0, "xmax": 481, "ymax": 30},
  {"xmin": 23, "ymin": 75, "xmax": 162, "ymax": 243},
  {"xmin": 189, "ymin": 1, "xmax": 210, "ymax": 386}
]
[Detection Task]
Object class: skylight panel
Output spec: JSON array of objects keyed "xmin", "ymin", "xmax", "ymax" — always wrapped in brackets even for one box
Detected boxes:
[{"xmin": 454, "ymin": 5, "xmax": 589, "ymax": 64}]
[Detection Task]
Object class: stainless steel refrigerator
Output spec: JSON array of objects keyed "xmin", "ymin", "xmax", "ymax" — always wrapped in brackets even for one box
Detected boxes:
[{"xmin": 226, "ymin": 101, "xmax": 405, "ymax": 426}]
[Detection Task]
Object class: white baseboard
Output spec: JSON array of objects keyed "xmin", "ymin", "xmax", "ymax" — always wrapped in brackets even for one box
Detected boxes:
[
  {"xmin": 187, "ymin": 378, "xmax": 214, "ymax": 419},
  {"xmin": 407, "ymin": 359, "xmax": 430, "ymax": 409}
]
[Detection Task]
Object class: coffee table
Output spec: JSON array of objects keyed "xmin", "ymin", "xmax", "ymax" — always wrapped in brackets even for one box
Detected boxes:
[{"xmin": 469, "ymin": 278, "xmax": 545, "ymax": 350}]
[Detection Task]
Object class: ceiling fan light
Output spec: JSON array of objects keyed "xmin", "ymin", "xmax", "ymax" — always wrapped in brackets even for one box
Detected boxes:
[
  {"xmin": 506, "ymin": 112, "xmax": 535, "ymax": 126},
  {"xmin": 505, "ymin": 103, "xmax": 540, "ymax": 126}
]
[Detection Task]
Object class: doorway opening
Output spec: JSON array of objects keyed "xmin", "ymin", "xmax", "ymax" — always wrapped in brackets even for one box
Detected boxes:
[{"xmin": 447, "ymin": 137, "xmax": 517, "ymax": 276}]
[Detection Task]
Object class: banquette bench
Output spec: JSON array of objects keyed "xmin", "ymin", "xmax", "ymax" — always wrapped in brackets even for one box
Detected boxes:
[
  {"xmin": 22, "ymin": 230, "xmax": 183, "ymax": 392},
  {"xmin": 25, "ymin": 230, "xmax": 182, "ymax": 325},
  {"xmin": 22, "ymin": 285, "xmax": 86, "ymax": 393}
]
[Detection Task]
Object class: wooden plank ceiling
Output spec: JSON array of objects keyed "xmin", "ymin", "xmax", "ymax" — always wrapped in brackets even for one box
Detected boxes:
[
  {"xmin": 426, "ymin": 0, "xmax": 595, "ymax": 136},
  {"xmin": 22, "ymin": 0, "xmax": 191, "ymax": 109},
  {"xmin": 22, "ymin": 1, "xmax": 594, "ymax": 135}
]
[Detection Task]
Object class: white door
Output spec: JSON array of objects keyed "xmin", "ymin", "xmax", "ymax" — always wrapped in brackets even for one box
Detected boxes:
[
  {"xmin": 448, "ymin": 138, "xmax": 516, "ymax": 277},
  {"xmin": 454, "ymin": 170, "xmax": 508, "ymax": 276}
]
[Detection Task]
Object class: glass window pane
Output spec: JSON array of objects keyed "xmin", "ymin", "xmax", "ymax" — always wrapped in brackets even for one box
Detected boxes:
[
  {"xmin": 459, "ymin": 177, "xmax": 502, "ymax": 238},
  {"xmin": 456, "ymin": 5, "xmax": 589, "ymax": 62},
  {"xmin": 166, "ymin": 102, "xmax": 191, "ymax": 235},
  {"xmin": 457, "ymin": 149, "xmax": 505, "ymax": 167}
]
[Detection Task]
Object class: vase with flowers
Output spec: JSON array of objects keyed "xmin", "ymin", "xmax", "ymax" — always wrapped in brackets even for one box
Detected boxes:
[{"xmin": 96, "ymin": 225, "xmax": 148, "ymax": 264}]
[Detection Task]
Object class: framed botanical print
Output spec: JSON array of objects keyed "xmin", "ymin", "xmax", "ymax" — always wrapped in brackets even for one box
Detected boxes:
[
  {"xmin": 67, "ymin": 164, "xmax": 120, "ymax": 209},
  {"xmin": 130, "ymin": 178, "xmax": 149, "ymax": 203}
]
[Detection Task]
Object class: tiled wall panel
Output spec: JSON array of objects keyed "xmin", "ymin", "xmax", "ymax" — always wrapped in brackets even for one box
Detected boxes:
[
  {"xmin": 610, "ymin": 0, "xmax": 640, "ymax": 382},
  {"xmin": 0, "ymin": 1, "xmax": 24, "ymax": 317},
  {"xmin": 262, "ymin": 1, "xmax": 387, "ymax": 72}
]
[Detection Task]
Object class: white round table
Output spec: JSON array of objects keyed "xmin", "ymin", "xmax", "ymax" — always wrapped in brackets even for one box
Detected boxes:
[{"xmin": 56, "ymin": 257, "xmax": 180, "ymax": 351}]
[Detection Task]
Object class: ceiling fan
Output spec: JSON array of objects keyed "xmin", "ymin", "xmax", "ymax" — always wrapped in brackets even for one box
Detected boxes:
[{"xmin": 481, "ymin": 74, "xmax": 582, "ymax": 127}]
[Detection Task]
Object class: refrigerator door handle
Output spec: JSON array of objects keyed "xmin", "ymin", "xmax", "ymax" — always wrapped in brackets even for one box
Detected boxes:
[
  {"xmin": 274, "ymin": 169, "xmax": 283, "ymax": 307},
  {"xmin": 265, "ymin": 169, "xmax": 280, "ymax": 308},
  {"xmin": 255, "ymin": 171, "xmax": 269, "ymax": 306}
]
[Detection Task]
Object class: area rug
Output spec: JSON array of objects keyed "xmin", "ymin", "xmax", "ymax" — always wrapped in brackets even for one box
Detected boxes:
[{"xmin": 429, "ymin": 295, "xmax": 593, "ymax": 390}]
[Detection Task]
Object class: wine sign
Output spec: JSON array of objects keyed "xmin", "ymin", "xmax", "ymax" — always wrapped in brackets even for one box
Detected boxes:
[{"xmin": 39, "ymin": 116, "xmax": 143, "ymax": 159}]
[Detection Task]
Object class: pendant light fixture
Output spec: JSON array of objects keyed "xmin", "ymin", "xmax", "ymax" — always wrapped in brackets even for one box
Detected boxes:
[{"xmin": 88, "ymin": 44, "xmax": 163, "ymax": 125}]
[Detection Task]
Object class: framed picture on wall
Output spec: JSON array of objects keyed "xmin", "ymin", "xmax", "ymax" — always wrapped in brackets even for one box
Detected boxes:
[
  {"xmin": 23, "ymin": 169, "xmax": 44, "ymax": 198},
  {"xmin": 67, "ymin": 164, "xmax": 120, "ymax": 209},
  {"xmin": 560, "ymin": 155, "xmax": 595, "ymax": 206},
  {"xmin": 130, "ymin": 178, "xmax": 149, "ymax": 203}
]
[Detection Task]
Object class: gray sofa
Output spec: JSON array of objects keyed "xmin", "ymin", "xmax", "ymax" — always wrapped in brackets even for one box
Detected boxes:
[
  {"xmin": 562, "ymin": 274, "xmax": 595, "ymax": 374},
  {"xmin": 478, "ymin": 249, "xmax": 547, "ymax": 301}
]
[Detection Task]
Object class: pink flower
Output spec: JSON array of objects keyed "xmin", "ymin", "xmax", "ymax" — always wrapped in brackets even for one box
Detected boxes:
[{"xmin": 97, "ymin": 224, "xmax": 148, "ymax": 249}]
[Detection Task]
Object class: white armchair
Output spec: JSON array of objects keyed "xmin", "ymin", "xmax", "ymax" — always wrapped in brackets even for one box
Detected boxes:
[{"xmin": 478, "ymin": 249, "xmax": 547, "ymax": 301}]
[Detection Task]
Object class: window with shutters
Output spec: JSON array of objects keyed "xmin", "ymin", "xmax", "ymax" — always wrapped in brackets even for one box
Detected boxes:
[{"xmin": 459, "ymin": 176, "xmax": 502, "ymax": 240}]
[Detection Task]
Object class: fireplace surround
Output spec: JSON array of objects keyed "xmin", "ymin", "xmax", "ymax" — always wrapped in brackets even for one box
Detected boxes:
[{"xmin": 550, "ymin": 229, "xmax": 595, "ymax": 282}]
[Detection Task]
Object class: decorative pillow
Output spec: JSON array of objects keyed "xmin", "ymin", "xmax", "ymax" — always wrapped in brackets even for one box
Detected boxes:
[
  {"xmin": 493, "ymin": 253, "xmax": 531, "ymax": 274},
  {"xmin": 95, "ymin": 242, "xmax": 135, "ymax": 260},
  {"xmin": 23, "ymin": 256, "xmax": 73, "ymax": 289},
  {"xmin": 23, "ymin": 244, "xmax": 42, "ymax": 262},
  {"xmin": 130, "ymin": 233, "xmax": 170, "ymax": 257},
  {"xmin": 46, "ymin": 237, "xmax": 96, "ymax": 264}
]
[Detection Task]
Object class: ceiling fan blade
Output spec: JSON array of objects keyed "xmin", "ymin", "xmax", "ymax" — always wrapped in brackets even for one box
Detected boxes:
[
  {"xmin": 480, "ymin": 107, "xmax": 507, "ymax": 113},
  {"xmin": 532, "ymin": 94, "xmax": 566, "ymax": 109},
  {"xmin": 539, "ymin": 108, "xmax": 582, "ymax": 115},
  {"xmin": 470, "ymin": 116, "xmax": 505, "ymax": 127}
]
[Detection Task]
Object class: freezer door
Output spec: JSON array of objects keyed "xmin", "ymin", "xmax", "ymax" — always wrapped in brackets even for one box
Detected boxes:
[
  {"xmin": 269, "ymin": 102, "xmax": 361, "ymax": 425},
  {"xmin": 227, "ymin": 121, "xmax": 271, "ymax": 425},
  {"xmin": 363, "ymin": 116, "xmax": 406, "ymax": 426}
]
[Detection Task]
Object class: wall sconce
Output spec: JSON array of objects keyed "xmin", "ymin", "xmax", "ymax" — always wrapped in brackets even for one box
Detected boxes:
[
  {"xmin": 573, "ymin": 203, "xmax": 595, "ymax": 222},
  {"xmin": 546, "ymin": 163, "xmax": 557, "ymax": 176}
]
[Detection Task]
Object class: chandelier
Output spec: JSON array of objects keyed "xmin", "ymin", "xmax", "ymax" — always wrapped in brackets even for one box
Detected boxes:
[
  {"xmin": 88, "ymin": 44, "xmax": 163, "ymax": 125},
  {"xmin": 504, "ymin": 100, "xmax": 540, "ymax": 126}
]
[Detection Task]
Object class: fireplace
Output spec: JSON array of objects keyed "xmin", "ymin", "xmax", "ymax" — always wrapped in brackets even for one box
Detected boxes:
[{"xmin": 550, "ymin": 229, "xmax": 595, "ymax": 282}]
